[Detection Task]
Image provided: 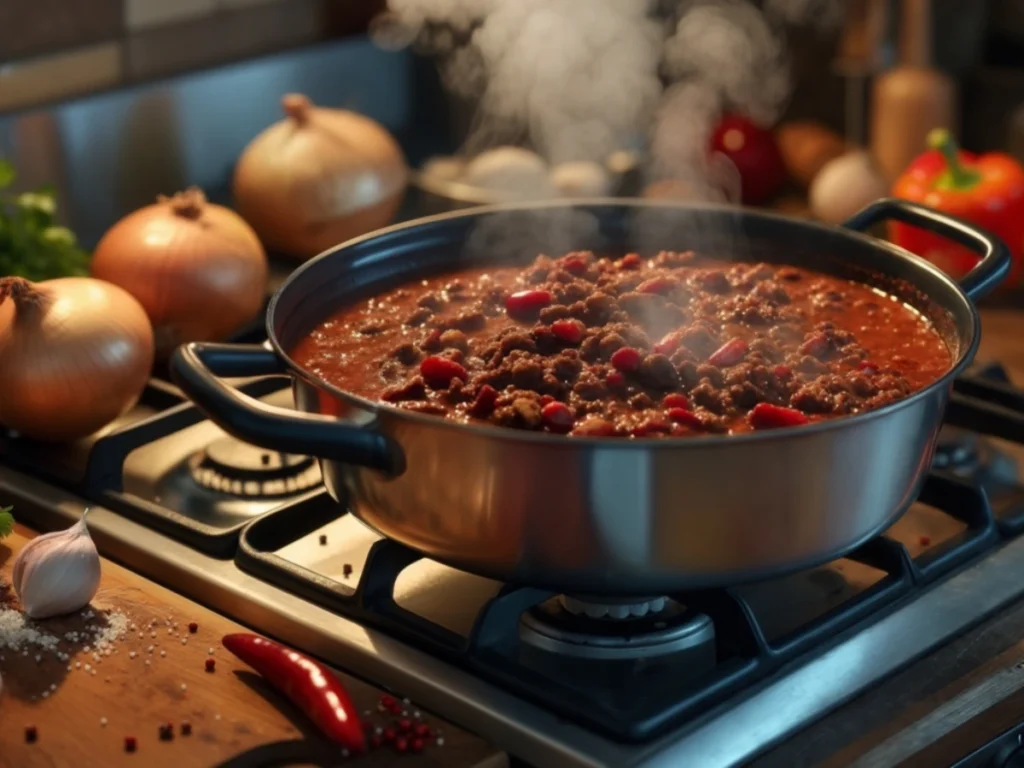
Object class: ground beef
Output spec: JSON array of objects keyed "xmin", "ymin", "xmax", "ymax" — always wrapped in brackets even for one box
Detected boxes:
[{"xmin": 292, "ymin": 250, "xmax": 952, "ymax": 438}]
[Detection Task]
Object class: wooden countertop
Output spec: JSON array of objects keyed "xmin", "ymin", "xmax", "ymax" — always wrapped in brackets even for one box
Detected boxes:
[{"xmin": 0, "ymin": 525, "xmax": 508, "ymax": 768}]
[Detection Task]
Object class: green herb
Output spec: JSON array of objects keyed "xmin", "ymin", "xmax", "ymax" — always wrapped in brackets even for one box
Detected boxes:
[
  {"xmin": 0, "ymin": 158, "xmax": 89, "ymax": 281},
  {"xmin": 0, "ymin": 506, "xmax": 14, "ymax": 539}
]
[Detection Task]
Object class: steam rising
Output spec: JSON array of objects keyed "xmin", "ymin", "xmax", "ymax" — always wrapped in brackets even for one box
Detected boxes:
[
  {"xmin": 378, "ymin": 0, "xmax": 840, "ymax": 201},
  {"xmin": 381, "ymin": 0, "xmax": 844, "ymax": 224}
]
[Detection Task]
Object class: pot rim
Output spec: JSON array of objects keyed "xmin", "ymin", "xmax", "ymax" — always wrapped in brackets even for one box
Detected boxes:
[{"xmin": 265, "ymin": 197, "xmax": 979, "ymax": 449}]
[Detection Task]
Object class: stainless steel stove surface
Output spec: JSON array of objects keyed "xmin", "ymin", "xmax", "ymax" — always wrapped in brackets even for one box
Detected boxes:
[{"xmin": 5, "ymin": 352, "xmax": 1024, "ymax": 767}]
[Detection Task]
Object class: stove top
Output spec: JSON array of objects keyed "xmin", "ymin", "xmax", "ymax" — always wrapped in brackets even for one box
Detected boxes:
[{"xmin": 4, "ymin": 340, "xmax": 1024, "ymax": 766}]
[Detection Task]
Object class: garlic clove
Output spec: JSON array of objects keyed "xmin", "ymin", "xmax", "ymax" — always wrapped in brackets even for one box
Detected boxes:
[{"xmin": 12, "ymin": 509, "xmax": 101, "ymax": 620}]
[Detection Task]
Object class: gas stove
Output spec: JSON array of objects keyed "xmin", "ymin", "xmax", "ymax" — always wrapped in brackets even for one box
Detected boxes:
[{"xmin": 4, "ymin": 338, "xmax": 1024, "ymax": 766}]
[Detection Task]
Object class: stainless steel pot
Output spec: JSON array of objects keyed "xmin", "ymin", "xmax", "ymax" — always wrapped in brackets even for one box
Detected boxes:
[{"xmin": 170, "ymin": 198, "xmax": 1009, "ymax": 595}]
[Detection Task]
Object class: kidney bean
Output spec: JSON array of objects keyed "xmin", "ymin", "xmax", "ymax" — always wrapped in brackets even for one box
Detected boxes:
[
  {"xmin": 748, "ymin": 402, "xmax": 810, "ymax": 429},
  {"xmin": 799, "ymin": 333, "xmax": 829, "ymax": 358},
  {"xmin": 551, "ymin": 318, "xmax": 586, "ymax": 344},
  {"xmin": 857, "ymin": 360, "xmax": 879, "ymax": 375},
  {"xmin": 561, "ymin": 254, "xmax": 589, "ymax": 274},
  {"xmin": 773, "ymin": 364, "xmax": 792, "ymax": 378},
  {"xmin": 420, "ymin": 356, "xmax": 468, "ymax": 387},
  {"xmin": 637, "ymin": 276, "xmax": 680, "ymax": 295},
  {"xmin": 610, "ymin": 347, "xmax": 643, "ymax": 372},
  {"xmin": 662, "ymin": 393, "xmax": 690, "ymax": 410},
  {"xmin": 667, "ymin": 407, "xmax": 704, "ymax": 430},
  {"xmin": 707, "ymin": 339, "xmax": 749, "ymax": 367},
  {"xmin": 653, "ymin": 330, "xmax": 682, "ymax": 355},
  {"xmin": 541, "ymin": 401, "xmax": 575, "ymax": 433},
  {"xmin": 618, "ymin": 253, "xmax": 643, "ymax": 270},
  {"xmin": 631, "ymin": 419, "xmax": 672, "ymax": 437},
  {"xmin": 606, "ymin": 370, "xmax": 626, "ymax": 388},
  {"xmin": 506, "ymin": 289, "xmax": 553, "ymax": 319}
]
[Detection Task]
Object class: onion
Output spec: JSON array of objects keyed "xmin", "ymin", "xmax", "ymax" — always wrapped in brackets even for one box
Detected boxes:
[
  {"xmin": 0, "ymin": 277, "xmax": 154, "ymax": 442},
  {"xmin": 91, "ymin": 188, "xmax": 268, "ymax": 358},
  {"xmin": 233, "ymin": 93, "xmax": 407, "ymax": 260}
]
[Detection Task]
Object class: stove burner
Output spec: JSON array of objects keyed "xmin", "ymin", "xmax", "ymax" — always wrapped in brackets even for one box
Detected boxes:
[
  {"xmin": 188, "ymin": 437, "xmax": 320, "ymax": 498},
  {"xmin": 933, "ymin": 426, "xmax": 981, "ymax": 471},
  {"xmin": 520, "ymin": 596, "xmax": 714, "ymax": 660},
  {"xmin": 558, "ymin": 594, "xmax": 668, "ymax": 619}
]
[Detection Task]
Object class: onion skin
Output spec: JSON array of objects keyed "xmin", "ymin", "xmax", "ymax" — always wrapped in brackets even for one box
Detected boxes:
[
  {"xmin": 0, "ymin": 277, "xmax": 154, "ymax": 442},
  {"xmin": 233, "ymin": 94, "xmax": 407, "ymax": 260},
  {"xmin": 91, "ymin": 188, "xmax": 268, "ymax": 358}
]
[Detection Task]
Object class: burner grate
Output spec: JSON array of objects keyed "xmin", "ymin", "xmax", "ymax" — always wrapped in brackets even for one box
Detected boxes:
[{"xmin": 235, "ymin": 468, "xmax": 1001, "ymax": 742}]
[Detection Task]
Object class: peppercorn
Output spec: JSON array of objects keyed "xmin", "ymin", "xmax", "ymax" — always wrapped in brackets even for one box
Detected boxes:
[
  {"xmin": 159, "ymin": 723, "xmax": 173, "ymax": 741},
  {"xmin": 188, "ymin": 622, "xmax": 198, "ymax": 634},
  {"xmin": 180, "ymin": 721, "xmax": 192, "ymax": 736},
  {"xmin": 124, "ymin": 736, "xmax": 137, "ymax": 753},
  {"xmin": 205, "ymin": 657, "xmax": 216, "ymax": 672},
  {"xmin": 394, "ymin": 736, "xmax": 409, "ymax": 753},
  {"xmin": 24, "ymin": 725, "xmax": 38, "ymax": 743},
  {"xmin": 342, "ymin": 563, "xmax": 353, "ymax": 578},
  {"xmin": 319, "ymin": 534, "xmax": 327, "ymax": 545}
]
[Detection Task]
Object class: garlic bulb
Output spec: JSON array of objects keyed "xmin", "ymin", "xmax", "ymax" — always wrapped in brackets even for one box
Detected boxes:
[{"xmin": 12, "ymin": 510, "xmax": 101, "ymax": 619}]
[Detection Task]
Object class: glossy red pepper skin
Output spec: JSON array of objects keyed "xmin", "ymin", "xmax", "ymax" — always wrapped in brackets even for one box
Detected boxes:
[
  {"xmin": 891, "ymin": 134, "xmax": 1024, "ymax": 289},
  {"xmin": 222, "ymin": 633, "xmax": 365, "ymax": 752}
]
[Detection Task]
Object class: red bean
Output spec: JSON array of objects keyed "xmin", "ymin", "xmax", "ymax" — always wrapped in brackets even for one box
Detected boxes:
[
  {"xmin": 413, "ymin": 723, "xmax": 431, "ymax": 738},
  {"xmin": 857, "ymin": 360, "xmax": 879, "ymax": 375},
  {"xmin": 539, "ymin": 394, "xmax": 555, "ymax": 406},
  {"xmin": 468, "ymin": 384, "xmax": 499, "ymax": 417},
  {"xmin": 541, "ymin": 401, "xmax": 575, "ymax": 433},
  {"xmin": 551, "ymin": 318, "xmax": 585, "ymax": 344},
  {"xmin": 662, "ymin": 393, "xmax": 690, "ymax": 409},
  {"xmin": 707, "ymin": 339, "xmax": 748, "ymax": 367},
  {"xmin": 653, "ymin": 330, "xmax": 682, "ymax": 355},
  {"xmin": 748, "ymin": 403, "xmax": 809, "ymax": 429},
  {"xmin": 411, "ymin": 737, "xmax": 425, "ymax": 753},
  {"xmin": 667, "ymin": 408, "xmax": 703, "ymax": 430},
  {"xmin": 773, "ymin": 364, "xmax": 792, "ymax": 378},
  {"xmin": 506, "ymin": 289, "xmax": 553, "ymax": 319},
  {"xmin": 606, "ymin": 371, "xmax": 626, "ymax": 388},
  {"xmin": 420, "ymin": 355, "xmax": 468, "ymax": 387},
  {"xmin": 561, "ymin": 254, "xmax": 589, "ymax": 274},
  {"xmin": 618, "ymin": 253, "xmax": 642, "ymax": 270},
  {"xmin": 637, "ymin": 276, "xmax": 680, "ymax": 295},
  {"xmin": 395, "ymin": 736, "xmax": 409, "ymax": 753},
  {"xmin": 799, "ymin": 333, "xmax": 829, "ymax": 358},
  {"xmin": 398, "ymin": 718, "xmax": 412, "ymax": 733},
  {"xmin": 610, "ymin": 347, "xmax": 643, "ymax": 372}
]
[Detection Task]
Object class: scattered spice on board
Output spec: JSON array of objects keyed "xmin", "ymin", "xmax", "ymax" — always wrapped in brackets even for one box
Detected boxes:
[{"xmin": 319, "ymin": 534, "xmax": 328, "ymax": 545}]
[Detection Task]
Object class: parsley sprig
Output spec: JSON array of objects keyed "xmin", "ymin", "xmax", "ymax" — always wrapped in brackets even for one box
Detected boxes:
[
  {"xmin": 0, "ymin": 506, "xmax": 14, "ymax": 539},
  {"xmin": 0, "ymin": 159, "xmax": 89, "ymax": 281}
]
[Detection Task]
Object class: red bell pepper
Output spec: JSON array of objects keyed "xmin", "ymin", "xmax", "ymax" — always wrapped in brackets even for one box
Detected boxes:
[
  {"xmin": 222, "ymin": 633, "xmax": 365, "ymax": 752},
  {"xmin": 891, "ymin": 129, "xmax": 1024, "ymax": 288}
]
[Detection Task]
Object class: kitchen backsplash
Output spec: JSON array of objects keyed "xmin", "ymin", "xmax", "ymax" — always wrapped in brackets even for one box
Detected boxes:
[{"xmin": 0, "ymin": 0, "xmax": 383, "ymax": 114}]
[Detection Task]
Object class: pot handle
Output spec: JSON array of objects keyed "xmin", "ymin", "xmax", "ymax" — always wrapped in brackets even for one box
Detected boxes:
[
  {"xmin": 843, "ymin": 197, "xmax": 1012, "ymax": 301},
  {"xmin": 170, "ymin": 342, "xmax": 401, "ymax": 474}
]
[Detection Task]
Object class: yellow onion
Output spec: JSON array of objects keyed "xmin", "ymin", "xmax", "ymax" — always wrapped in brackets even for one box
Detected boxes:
[
  {"xmin": 91, "ymin": 188, "xmax": 268, "ymax": 358},
  {"xmin": 0, "ymin": 277, "xmax": 154, "ymax": 442},
  {"xmin": 233, "ymin": 93, "xmax": 408, "ymax": 260}
]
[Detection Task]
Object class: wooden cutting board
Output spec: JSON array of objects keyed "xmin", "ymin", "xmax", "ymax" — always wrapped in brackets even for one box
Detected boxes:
[{"xmin": 0, "ymin": 524, "xmax": 508, "ymax": 768}]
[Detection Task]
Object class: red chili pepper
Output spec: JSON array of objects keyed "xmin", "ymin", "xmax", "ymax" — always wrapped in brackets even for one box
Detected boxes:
[
  {"xmin": 892, "ymin": 129, "xmax": 1024, "ymax": 289},
  {"xmin": 222, "ymin": 634, "xmax": 365, "ymax": 752}
]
